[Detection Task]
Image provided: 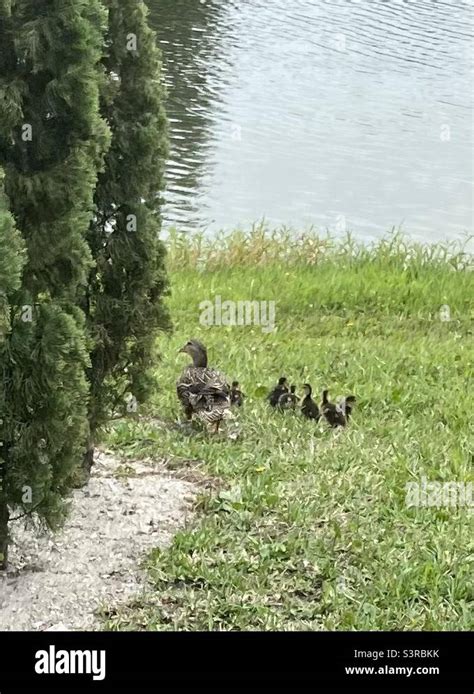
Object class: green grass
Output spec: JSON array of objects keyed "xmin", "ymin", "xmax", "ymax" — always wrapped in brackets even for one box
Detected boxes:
[{"xmin": 104, "ymin": 227, "xmax": 473, "ymax": 631}]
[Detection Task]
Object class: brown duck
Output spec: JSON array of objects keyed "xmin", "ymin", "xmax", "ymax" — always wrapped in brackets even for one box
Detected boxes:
[
  {"xmin": 267, "ymin": 376, "xmax": 288, "ymax": 407},
  {"xmin": 230, "ymin": 381, "xmax": 245, "ymax": 407},
  {"xmin": 339, "ymin": 395, "xmax": 356, "ymax": 422},
  {"xmin": 278, "ymin": 384, "xmax": 298, "ymax": 410},
  {"xmin": 176, "ymin": 339, "xmax": 231, "ymax": 432},
  {"xmin": 320, "ymin": 389, "xmax": 347, "ymax": 427},
  {"xmin": 300, "ymin": 384, "xmax": 320, "ymax": 421}
]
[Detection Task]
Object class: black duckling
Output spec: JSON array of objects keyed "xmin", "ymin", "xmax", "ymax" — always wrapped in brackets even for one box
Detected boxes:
[
  {"xmin": 339, "ymin": 395, "xmax": 356, "ymax": 421},
  {"xmin": 320, "ymin": 389, "xmax": 346, "ymax": 427},
  {"xmin": 278, "ymin": 384, "xmax": 298, "ymax": 410},
  {"xmin": 230, "ymin": 380, "xmax": 245, "ymax": 407},
  {"xmin": 176, "ymin": 339, "xmax": 231, "ymax": 432},
  {"xmin": 267, "ymin": 376, "xmax": 288, "ymax": 407},
  {"xmin": 300, "ymin": 383, "xmax": 320, "ymax": 420}
]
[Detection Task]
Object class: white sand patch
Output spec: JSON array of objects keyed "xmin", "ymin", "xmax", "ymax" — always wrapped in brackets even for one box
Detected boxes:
[{"xmin": 0, "ymin": 450, "xmax": 197, "ymax": 631}]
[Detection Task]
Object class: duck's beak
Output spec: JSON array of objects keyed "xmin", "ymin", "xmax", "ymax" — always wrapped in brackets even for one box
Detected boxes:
[{"xmin": 178, "ymin": 344, "xmax": 187, "ymax": 354}]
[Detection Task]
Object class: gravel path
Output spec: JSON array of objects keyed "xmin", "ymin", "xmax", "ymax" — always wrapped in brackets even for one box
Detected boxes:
[{"xmin": 0, "ymin": 450, "xmax": 197, "ymax": 631}]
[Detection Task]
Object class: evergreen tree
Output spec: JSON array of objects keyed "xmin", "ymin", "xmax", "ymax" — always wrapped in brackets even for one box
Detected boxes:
[
  {"xmin": 0, "ymin": 0, "xmax": 110, "ymax": 568},
  {"xmin": 0, "ymin": 0, "xmax": 110, "ymax": 299},
  {"xmin": 0, "ymin": 169, "xmax": 25, "ymax": 336},
  {"xmin": 0, "ymin": 169, "xmax": 25, "ymax": 566},
  {"xmin": 82, "ymin": 0, "xmax": 171, "ymax": 477}
]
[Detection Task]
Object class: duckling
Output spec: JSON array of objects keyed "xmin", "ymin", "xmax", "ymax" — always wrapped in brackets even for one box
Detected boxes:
[
  {"xmin": 320, "ymin": 389, "xmax": 346, "ymax": 427},
  {"xmin": 300, "ymin": 383, "xmax": 320, "ymax": 420},
  {"xmin": 278, "ymin": 384, "xmax": 298, "ymax": 410},
  {"xmin": 230, "ymin": 381, "xmax": 245, "ymax": 407},
  {"xmin": 267, "ymin": 376, "xmax": 288, "ymax": 407},
  {"xmin": 176, "ymin": 339, "xmax": 231, "ymax": 433},
  {"xmin": 339, "ymin": 395, "xmax": 356, "ymax": 421}
]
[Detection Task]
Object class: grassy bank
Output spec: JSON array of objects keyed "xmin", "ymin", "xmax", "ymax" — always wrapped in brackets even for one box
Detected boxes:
[{"xmin": 104, "ymin": 228, "xmax": 473, "ymax": 630}]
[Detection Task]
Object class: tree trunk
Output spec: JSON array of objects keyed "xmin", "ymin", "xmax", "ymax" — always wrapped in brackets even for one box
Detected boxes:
[
  {"xmin": 72, "ymin": 440, "xmax": 95, "ymax": 489},
  {"xmin": 0, "ymin": 496, "xmax": 9, "ymax": 571},
  {"xmin": 0, "ymin": 440, "xmax": 9, "ymax": 571},
  {"xmin": 82, "ymin": 443, "xmax": 95, "ymax": 481}
]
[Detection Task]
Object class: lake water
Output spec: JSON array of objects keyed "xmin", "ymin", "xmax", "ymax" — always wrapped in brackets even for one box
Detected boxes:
[{"xmin": 147, "ymin": 0, "xmax": 473, "ymax": 242}]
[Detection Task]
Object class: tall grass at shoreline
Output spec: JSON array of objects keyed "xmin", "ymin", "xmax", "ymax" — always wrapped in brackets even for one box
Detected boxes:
[
  {"xmin": 166, "ymin": 224, "xmax": 473, "ymax": 271},
  {"xmin": 103, "ymin": 227, "xmax": 473, "ymax": 631}
]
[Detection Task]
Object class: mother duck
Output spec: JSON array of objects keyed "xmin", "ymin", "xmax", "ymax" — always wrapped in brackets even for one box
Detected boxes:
[{"xmin": 176, "ymin": 339, "xmax": 231, "ymax": 432}]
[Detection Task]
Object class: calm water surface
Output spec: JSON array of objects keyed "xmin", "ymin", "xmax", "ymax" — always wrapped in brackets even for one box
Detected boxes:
[{"xmin": 148, "ymin": 0, "xmax": 473, "ymax": 241}]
